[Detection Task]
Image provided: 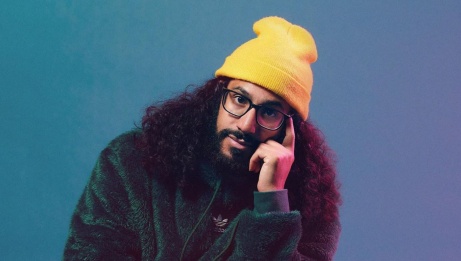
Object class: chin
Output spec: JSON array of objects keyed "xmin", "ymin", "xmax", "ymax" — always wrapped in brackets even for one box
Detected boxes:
[
  {"xmin": 214, "ymin": 146, "xmax": 247, "ymax": 169},
  {"xmin": 220, "ymin": 144, "xmax": 250, "ymax": 161},
  {"xmin": 219, "ymin": 144, "xmax": 232, "ymax": 159},
  {"xmin": 229, "ymin": 147, "xmax": 250, "ymax": 161}
]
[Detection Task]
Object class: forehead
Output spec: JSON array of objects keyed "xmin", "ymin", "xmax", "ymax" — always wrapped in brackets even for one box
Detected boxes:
[{"xmin": 226, "ymin": 79, "xmax": 290, "ymax": 110}]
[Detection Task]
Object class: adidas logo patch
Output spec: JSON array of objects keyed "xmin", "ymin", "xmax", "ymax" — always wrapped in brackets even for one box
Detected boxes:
[{"xmin": 212, "ymin": 214, "xmax": 228, "ymax": 233}]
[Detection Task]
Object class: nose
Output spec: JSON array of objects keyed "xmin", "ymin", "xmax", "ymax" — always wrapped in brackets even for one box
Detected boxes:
[{"xmin": 237, "ymin": 108, "xmax": 258, "ymax": 134}]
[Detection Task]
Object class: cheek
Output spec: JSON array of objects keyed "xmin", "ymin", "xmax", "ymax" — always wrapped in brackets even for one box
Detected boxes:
[
  {"xmin": 260, "ymin": 129, "xmax": 284, "ymax": 143},
  {"xmin": 216, "ymin": 105, "xmax": 231, "ymax": 133}
]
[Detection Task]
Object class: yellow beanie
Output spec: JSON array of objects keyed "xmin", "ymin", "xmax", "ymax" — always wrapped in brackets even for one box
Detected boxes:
[{"xmin": 215, "ymin": 16, "xmax": 317, "ymax": 120}]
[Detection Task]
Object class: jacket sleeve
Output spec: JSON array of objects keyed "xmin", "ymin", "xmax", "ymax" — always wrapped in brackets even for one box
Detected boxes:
[
  {"xmin": 199, "ymin": 191, "xmax": 340, "ymax": 261},
  {"xmin": 63, "ymin": 136, "xmax": 151, "ymax": 260}
]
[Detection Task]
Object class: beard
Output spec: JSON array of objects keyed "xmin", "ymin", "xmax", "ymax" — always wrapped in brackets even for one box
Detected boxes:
[
  {"xmin": 217, "ymin": 129, "xmax": 259, "ymax": 166},
  {"xmin": 202, "ymin": 125, "xmax": 260, "ymax": 186},
  {"xmin": 199, "ymin": 106, "xmax": 283, "ymax": 187}
]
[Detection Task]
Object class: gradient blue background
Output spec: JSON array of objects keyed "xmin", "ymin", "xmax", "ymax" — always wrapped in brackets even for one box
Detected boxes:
[{"xmin": 1, "ymin": 1, "xmax": 460, "ymax": 260}]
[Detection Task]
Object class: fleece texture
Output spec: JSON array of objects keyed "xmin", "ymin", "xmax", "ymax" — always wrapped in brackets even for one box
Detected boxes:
[{"xmin": 64, "ymin": 131, "xmax": 340, "ymax": 260}]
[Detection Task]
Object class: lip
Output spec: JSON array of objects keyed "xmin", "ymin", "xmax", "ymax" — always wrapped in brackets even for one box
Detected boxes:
[{"xmin": 228, "ymin": 134, "xmax": 251, "ymax": 150}]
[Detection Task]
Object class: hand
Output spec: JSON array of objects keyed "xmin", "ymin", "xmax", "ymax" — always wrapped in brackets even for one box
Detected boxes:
[{"xmin": 249, "ymin": 117, "xmax": 295, "ymax": 192}]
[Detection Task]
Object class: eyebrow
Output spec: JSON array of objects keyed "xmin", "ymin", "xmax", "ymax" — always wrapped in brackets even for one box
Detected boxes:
[{"xmin": 231, "ymin": 86, "xmax": 285, "ymax": 109}]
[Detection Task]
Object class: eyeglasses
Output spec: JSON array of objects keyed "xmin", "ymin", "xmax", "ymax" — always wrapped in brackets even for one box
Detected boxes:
[{"xmin": 221, "ymin": 88, "xmax": 293, "ymax": 131}]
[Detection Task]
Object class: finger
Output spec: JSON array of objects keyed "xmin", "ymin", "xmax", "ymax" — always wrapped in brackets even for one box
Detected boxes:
[
  {"xmin": 248, "ymin": 143, "xmax": 275, "ymax": 172},
  {"xmin": 249, "ymin": 148, "xmax": 262, "ymax": 173},
  {"xmin": 281, "ymin": 117, "xmax": 295, "ymax": 150}
]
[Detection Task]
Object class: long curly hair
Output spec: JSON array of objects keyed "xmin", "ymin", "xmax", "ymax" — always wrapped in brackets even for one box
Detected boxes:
[{"xmin": 140, "ymin": 77, "xmax": 340, "ymax": 222}]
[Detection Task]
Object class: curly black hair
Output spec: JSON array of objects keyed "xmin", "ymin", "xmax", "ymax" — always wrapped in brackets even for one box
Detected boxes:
[{"xmin": 140, "ymin": 77, "xmax": 340, "ymax": 222}]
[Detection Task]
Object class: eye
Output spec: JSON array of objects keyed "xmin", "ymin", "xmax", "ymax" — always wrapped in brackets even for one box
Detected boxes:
[
  {"xmin": 260, "ymin": 107, "xmax": 279, "ymax": 118},
  {"xmin": 230, "ymin": 93, "xmax": 248, "ymax": 105}
]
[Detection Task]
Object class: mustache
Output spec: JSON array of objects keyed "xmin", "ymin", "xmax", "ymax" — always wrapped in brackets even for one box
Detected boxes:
[{"xmin": 217, "ymin": 129, "xmax": 260, "ymax": 148}]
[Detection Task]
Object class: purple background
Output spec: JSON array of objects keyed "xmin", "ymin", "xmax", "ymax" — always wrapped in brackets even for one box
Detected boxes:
[{"xmin": 1, "ymin": 1, "xmax": 460, "ymax": 260}]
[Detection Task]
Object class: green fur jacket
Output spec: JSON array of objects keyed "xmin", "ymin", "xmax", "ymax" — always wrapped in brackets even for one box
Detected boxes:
[{"xmin": 64, "ymin": 131, "xmax": 340, "ymax": 260}]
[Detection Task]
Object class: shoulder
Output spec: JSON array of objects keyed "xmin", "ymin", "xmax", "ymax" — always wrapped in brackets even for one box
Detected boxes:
[
  {"xmin": 104, "ymin": 129, "xmax": 143, "ymax": 155},
  {"xmin": 98, "ymin": 129, "xmax": 145, "ymax": 171},
  {"xmin": 92, "ymin": 129, "xmax": 153, "ymax": 191}
]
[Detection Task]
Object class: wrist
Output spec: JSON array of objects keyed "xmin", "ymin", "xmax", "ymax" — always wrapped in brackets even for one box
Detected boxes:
[
  {"xmin": 254, "ymin": 189, "xmax": 290, "ymax": 213},
  {"xmin": 257, "ymin": 183, "xmax": 284, "ymax": 192}
]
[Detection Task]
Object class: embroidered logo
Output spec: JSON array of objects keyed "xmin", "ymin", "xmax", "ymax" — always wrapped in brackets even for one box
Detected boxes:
[{"xmin": 212, "ymin": 214, "xmax": 228, "ymax": 233}]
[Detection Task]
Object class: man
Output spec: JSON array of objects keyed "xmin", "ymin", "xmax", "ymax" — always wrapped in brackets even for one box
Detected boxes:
[{"xmin": 64, "ymin": 16, "xmax": 341, "ymax": 260}]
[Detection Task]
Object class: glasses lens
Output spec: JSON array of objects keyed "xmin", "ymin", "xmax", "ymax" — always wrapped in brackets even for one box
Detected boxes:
[
  {"xmin": 223, "ymin": 91, "xmax": 250, "ymax": 116},
  {"xmin": 257, "ymin": 107, "xmax": 284, "ymax": 130},
  {"xmin": 222, "ymin": 90, "xmax": 285, "ymax": 130}
]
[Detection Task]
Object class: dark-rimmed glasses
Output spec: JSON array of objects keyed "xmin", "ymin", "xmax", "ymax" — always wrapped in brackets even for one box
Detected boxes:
[{"xmin": 221, "ymin": 88, "xmax": 293, "ymax": 131}]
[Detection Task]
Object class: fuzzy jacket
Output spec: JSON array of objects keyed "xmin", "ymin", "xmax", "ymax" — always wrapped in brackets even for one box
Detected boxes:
[{"xmin": 64, "ymin": 131, "xmax": 340, "ymax": 260}]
